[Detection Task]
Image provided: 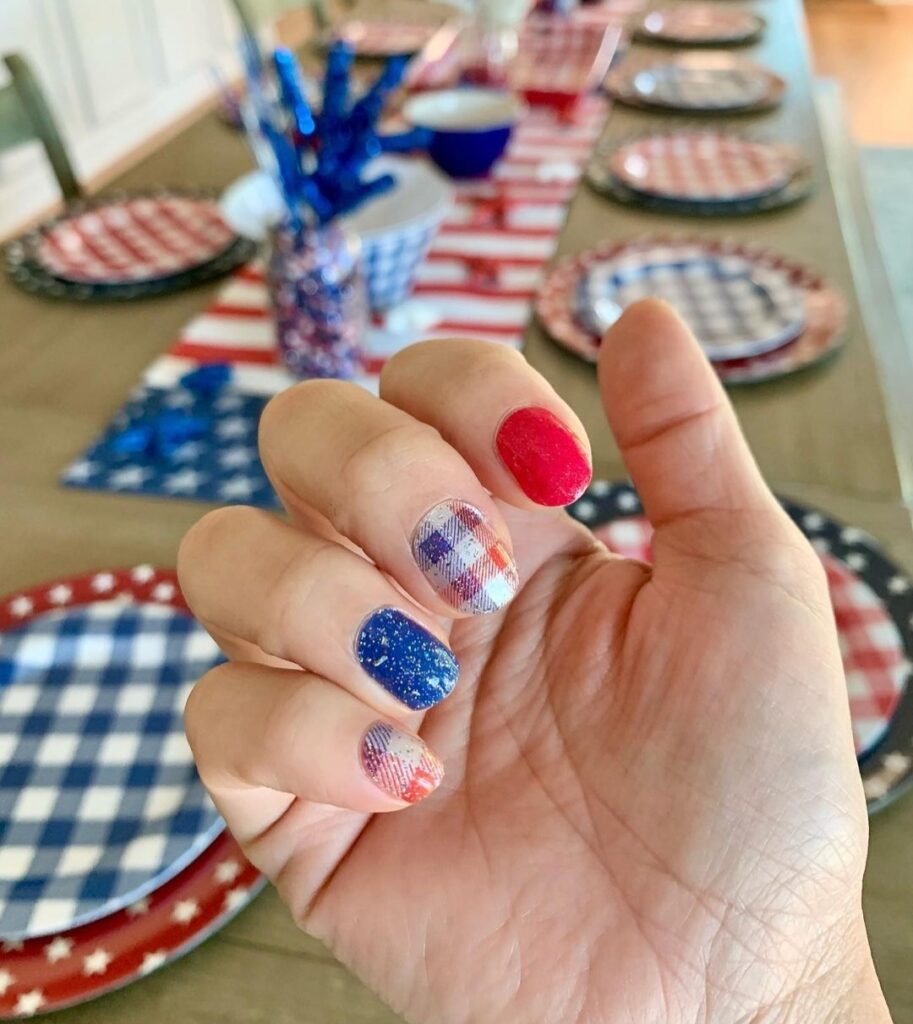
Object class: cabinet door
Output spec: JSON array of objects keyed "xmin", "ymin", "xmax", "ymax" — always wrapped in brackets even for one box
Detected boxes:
[
  {"xmin": 149, "ymin": 0, "xmax": 235, "ymax": 82},
  {"xmin": 54, "ymin": 0, "xmax": 155, "ymax": 126}
]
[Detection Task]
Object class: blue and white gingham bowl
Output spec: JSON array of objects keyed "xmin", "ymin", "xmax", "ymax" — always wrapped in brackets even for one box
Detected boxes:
[{"xmin": 345, "ymin": 156, "xmax": 453, "ymax": 310}]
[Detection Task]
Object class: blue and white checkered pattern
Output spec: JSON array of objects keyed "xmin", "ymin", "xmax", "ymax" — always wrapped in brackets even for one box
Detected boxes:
[
  {"xmin": 361, "ymin": 221, "xmax": 440, "ymax": 311},
  {"xmin": 576, "ymin": 245, "xmax": 807, "ymax": 360},
  {"xmin": 61, "ymin": 386, "xmax": 281, "ymax": 510},
  {"xmin": 0, "ymin": 600, "xmax": 225, "ymax": 939}
]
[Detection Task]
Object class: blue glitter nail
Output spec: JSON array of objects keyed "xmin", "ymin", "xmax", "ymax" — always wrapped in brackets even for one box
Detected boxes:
[{"xmin": 356, "ymin": 608, "xmax": 459, "ymax": 711}]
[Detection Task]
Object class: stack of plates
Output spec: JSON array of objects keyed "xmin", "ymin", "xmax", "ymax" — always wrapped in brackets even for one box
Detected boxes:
[
  {"xmin": 536, "ymin": 237, "xmax": 848, "ymax": 385},
  {"xmin": 586, "ymin": 128, "xmax": 812, "ymax": 215},
  {"xmin": 4, "ymin": 190, "xmax": 256, "ymax": 302},
  {"xmin": 606, "ymin": 52, "xmax": 786, "ymax": 114},
  {"xmin": 568, "ymin": 482, "xmax": 913, "ymax": 814},
  {"xmin": 0, "ymin": 568, "xmax": 264, "ymax": 1016},
  {"xmin": 634, "ymin": 5, "xmax": 766, "ymax": 46}
]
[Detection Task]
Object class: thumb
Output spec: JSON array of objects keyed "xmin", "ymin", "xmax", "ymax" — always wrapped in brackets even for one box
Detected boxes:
[{"xmin": 597, "ymin": 299, "xmax": 784, "ymax": 554}]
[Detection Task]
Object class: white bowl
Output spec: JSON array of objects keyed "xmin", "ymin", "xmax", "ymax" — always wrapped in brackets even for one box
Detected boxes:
[
  {"xmin": 403, "ymin": 88, "xmax": 525, "ymax": 132},
  {"xmin": 345, "ymin": 156, "xmax": 453, "ymax": 309}
]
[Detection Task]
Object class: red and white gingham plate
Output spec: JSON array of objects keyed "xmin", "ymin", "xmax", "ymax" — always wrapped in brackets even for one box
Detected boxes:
[
  {"xmin": 608, "ymin": 130, "xmax": 802, "ymax": 203},
  {"xmin": 635, "ymin": 5, "xmax": 765, "ymax": 45},
  {"xmin": 536, "ymin": 236, "xmax": 848, "ymax": 384},
  {"xmin": 330, "ymin": 19, "xmax": 442, "ymax": 56},
  {"xmin": 590, "ymin": 516, "xmax": 907, "ymax": 759},
  {"xmin": 0, "ymin": 830, "xmax": 263, "ymax": 1018},
  {"xmin": 606, "ymin": 53, "xmax": 786, "ymax": 114},
  {"xmin": 35, "ymin": 195, "xmax": 237, "ymax": 286}
]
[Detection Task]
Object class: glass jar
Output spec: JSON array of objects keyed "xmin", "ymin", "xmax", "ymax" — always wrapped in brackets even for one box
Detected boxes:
[{"xmin": 267, "ymin": 222, "xmax": 367, "ymax": 380}]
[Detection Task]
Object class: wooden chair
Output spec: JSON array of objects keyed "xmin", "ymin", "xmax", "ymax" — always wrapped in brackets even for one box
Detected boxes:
[{"xmin": 0, "ymin": 53, "xmax": 81, "ymax": 202}]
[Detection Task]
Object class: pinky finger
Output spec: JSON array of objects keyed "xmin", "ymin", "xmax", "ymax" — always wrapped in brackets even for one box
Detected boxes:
[{"xmin": 185, "ymin": 662, "xmax": 445, "ymax": 830}]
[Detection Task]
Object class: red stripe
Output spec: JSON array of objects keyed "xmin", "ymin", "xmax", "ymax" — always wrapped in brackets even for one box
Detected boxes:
[
  {"xmin": 424, "ymin": 250, "xmax": 547, "ymax": 267},
  {"xmin": 206, "ymin": 303, "xmax": 270, "ymax": 319},
  {"xmin": 412, "ymin": 282, "xmax": 536, "ymax": 300},
  {"xmin": 434, "ymin": 320, "xmax": 523, "ymax": 337},
  {"xmin": 235, "ymin": 265, "xmax": 266, "ymax": 284},
  {"xmin": 438, "ymin": 222, "xmax": 557, "ymax": 239},
  {"xmin": 170, "ymin": 342, "xmax": 278, "ymax": 364}
]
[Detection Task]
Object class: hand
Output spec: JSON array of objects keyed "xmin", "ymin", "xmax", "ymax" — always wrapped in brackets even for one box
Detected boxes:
[{"xmin": 179, "ymin": 301, "xmax": 889, "ymax": 1024}]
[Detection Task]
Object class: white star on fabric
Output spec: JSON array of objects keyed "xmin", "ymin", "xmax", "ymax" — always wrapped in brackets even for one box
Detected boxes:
[
  {"xmin": 169, "ymin": 441, "xmax": 206, "ymax": 463},
  {"xmin": 223, "ymin": 887, "xmax": 249, "ymax": 912},
  {"xmin": 1, "ymin": 940, "xmax": 24, "ymax": 952},
  {"xmin": 108, "ymin": 466, "xmax": 152, "ymax": 490},
  {"xmin": 125, "ymin": 896, "xmax": 151, "ymax": 916},
  {"xmin": 64, "ymin": 460, "xmax": 98, "ymax": 483},
  {"xmin": 14, "ymin": 990, "xmax": 45, "ymax": 1017},
  {"xmin": 215, "ymin": 417, "xmax": 248, "ymax": 439},
  {"xmin": 219, "ymin": 446, "xmax": 256, "ymax": 469},
  {"xmin": 219, "ymin": 477, "xmax": 254, "ymax": 500},
  {"xmin": 140, "ymin": 950, "xmax": 168, "ymax": 975},
  {"xmin": 151, "ymin": 582, "xmax": 177, "ymax": 602},
  {"xmin": 802, "ymin": 512, "xmax": 824, "ymax": 531},
  {"xmin": 616, "ymin": 491, "xmax": 639, "ymax": 511},
  {"xmin": 47, "ymin": 584, "xmax": 73, "ymax": 605},
  {"xmin": 164, "ymin": 391, "xmax": 195, "ymax": 409},
  {"xmin": 215, "ymin": 394, "xmax": 244, "ymax": 412},
  {"xmin": 44, "ymin": 936, "xmax": 74, "ymax": 963},
  {"xmin": 589, "ymin": 480, "xmax": 610, "ymax": 496},
  {"xmin": 214, "ymin": 859, "xmax": 242, "ymax": 885},
  {"xmin": 8, "ymin": 596, "xmax": 33, "ymax": 618},
  {"xmin": 0, "ymin": 969, "xmax": 15, "ymax": 995},
  {"xmin": 172, "ymin": 899, "xmax": 200, "ymax": 924},
  {"xmin": 164, "ymin": 469, "xmax": 205, "ymax": 493},
  {"xmin": 82, "ymin": 948, "xmax": 113, "ymax": 976},
  {"xmin": 573, "ymin": 499, "xmax": 596, "ymax": 521},
  {"xmin": 888, "ymin": 576, "xmax": 911, "ymax": 595},
  {"xmin": 90, "ymin": 573, "xmax": 116, "ymax": 593},
  {"xmin": 130, "ymin": 566, "xmax": 156, "ymax": 584},
  {"xmin": 811, "ymin": 538, "xmax": 831, "ymax": 555},
  {"xmin": 845, "ymin": 552, "xmax": 868, "ymax": 571}
]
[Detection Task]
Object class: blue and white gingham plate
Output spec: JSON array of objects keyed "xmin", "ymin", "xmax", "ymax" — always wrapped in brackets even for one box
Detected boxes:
[
  {"xmin": 575, "ymin": 243, "xmax": 807, "ymax": 361},
  {"xmin": 0, "ymin": 568, "xmax": 224, "ymax": 940}
]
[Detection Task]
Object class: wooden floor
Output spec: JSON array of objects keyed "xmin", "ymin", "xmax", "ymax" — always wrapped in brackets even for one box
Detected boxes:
[{"xmin": 805, "ymin": 1, "xmax": 913, "ymax": 146}]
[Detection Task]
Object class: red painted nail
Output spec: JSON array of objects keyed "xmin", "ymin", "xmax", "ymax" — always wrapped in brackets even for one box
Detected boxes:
[{"xmin": 495, "ymin": 407, "xmax": 592, "ymax": 507}]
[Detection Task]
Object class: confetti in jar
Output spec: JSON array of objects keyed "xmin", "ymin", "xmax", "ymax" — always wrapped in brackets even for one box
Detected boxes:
[{"xmin": 267, "ymin": 222, "xmax": 367, "ymax": 379}]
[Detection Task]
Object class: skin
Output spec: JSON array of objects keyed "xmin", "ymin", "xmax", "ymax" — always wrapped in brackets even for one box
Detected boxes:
[{"xmin": 179, "ymin": 301, "xmax": 892, "ymax": 1024}]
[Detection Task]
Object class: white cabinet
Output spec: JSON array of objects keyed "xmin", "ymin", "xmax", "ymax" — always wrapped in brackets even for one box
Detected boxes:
[{"xmin": 0, "ymin": 0, "xmax": 243, "ymax": 237}]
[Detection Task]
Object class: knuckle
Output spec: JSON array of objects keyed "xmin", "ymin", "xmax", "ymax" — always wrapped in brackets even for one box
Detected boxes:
[
  {"xmin": 177, "ymin": 506, "xmax": 261, "ymax": 608},
  {"xmin": 335, "ymin": 421, "xmax": 442, "ymax": 528},
  {"xmin": 258, "ymin": 543, "xmax": 339, "ymax": 658},
  {"xmin": 258, "ymin": 379, "xmax": 359, "ymax": 452}
]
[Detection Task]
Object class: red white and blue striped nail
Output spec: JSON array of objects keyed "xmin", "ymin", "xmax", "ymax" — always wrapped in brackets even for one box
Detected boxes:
[{"xmin": 411, "ymin": 500, "xmax": 519, "ymax": 614}]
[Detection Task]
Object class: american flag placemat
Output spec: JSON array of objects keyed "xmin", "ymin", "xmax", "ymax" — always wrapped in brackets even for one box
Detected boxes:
[{"xmin": 62, "ymin": 96, "xmax": 610, "ymax": 507}]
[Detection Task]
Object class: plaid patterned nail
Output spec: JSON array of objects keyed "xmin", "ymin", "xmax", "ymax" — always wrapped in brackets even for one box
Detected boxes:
[
  {"xmin": 412, "ymin": 500, "xmax": 519, "ymax": 614},
  {"xmin": 361, "ymin": 722, "xmax": 444, "ymax": 804}
]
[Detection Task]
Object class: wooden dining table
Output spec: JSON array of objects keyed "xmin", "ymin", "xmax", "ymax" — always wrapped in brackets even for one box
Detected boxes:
[{"xmin": 1, "ymin": 0, "xmax": 911, "ymax": 1019}]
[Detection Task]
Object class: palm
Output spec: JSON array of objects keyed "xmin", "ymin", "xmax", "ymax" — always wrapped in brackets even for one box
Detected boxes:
[{"xmin": 284, "ymin": 506, "xmax": 866, "ymax": 1024}]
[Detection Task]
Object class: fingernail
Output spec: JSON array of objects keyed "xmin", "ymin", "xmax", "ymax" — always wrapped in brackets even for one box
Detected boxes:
[
  {"xmin": 356, "ymin": 608, "xmax": 459, "ymax": 710},
  {"xmin": 495, "ymin": 407, "xmax": 591, "ymax": 506},
  {"xmin": 412, "ymin": 500, "xmax": 519, "ymax": 614},
  {"xmin": 361, "ymin": 722, "xmax": 444, "ymax": 804}
]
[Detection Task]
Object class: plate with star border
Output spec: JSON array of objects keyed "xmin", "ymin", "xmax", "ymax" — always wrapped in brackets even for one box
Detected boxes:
[
  {"xmin": 567, "ymin": 482, "xmax": 913, "ymax": 814},
  {"xmin": 0, "ymin": 829, "xmax": 264, "ymax": 1018},
  {"xmin": 0, "ymin": 568, "xmax": 225, "ymax": 940}
]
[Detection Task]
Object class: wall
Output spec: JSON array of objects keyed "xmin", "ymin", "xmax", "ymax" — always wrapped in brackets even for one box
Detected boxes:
[{"xmin": 0, "ymin": 0, "xmax": 244, "ymax": 238}]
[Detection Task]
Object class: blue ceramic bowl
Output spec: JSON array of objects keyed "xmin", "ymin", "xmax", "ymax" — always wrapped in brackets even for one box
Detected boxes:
[{"xmin": 402, "ymin": 89, "xmax": 526, "ymax": 179}]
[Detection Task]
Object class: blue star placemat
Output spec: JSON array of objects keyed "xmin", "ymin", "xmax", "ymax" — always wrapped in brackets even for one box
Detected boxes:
[{"xmin": 61, "ymin": 385, "xmax": 281, "ymax": 510}]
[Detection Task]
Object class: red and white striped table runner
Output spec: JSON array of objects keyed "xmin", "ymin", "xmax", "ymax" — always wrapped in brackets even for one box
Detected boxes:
[{"xmin": 144, "ymin": 95, "xmax": 610, "ymax": 396}]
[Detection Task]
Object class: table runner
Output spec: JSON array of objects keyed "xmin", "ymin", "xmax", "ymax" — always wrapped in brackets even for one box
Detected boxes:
[{"xmin": 63, "ymin": 95, "xmax": 610, "ymax": 507}]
